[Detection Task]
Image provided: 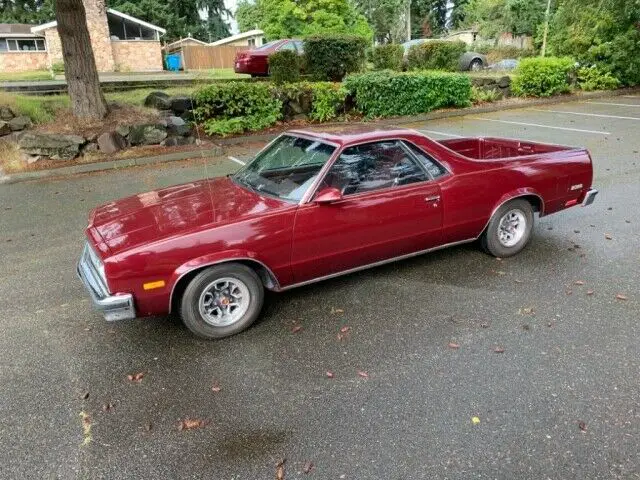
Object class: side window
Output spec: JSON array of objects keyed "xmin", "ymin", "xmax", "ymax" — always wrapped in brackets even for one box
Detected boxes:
[
  {"xmin": 324, "ymin": 141, "xmax": 429, "ymax": 195},
  {"xmin": 278, "ymin": 41, "xmax": 296, "ymax": 51},
  {"xmin": 403, "ymin": 141, "xmax": 447, "ymax": 179},
  {"xmin": 293, "ymin": 41, "xmax": 304, "ymax": 53}
]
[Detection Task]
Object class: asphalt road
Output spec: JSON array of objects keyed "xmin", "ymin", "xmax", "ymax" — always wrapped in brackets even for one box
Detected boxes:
[{"xmin": 0, "ymin": 95, "xmax": 638, "ymax": 479}]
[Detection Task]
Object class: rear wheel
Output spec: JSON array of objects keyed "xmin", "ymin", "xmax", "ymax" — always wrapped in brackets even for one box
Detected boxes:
[
  {"xmin": 180, "ymin": 263, "xmax": 264, "ymax": 339},
  {"xmin": 481, "ymin": 199, "xmax": 534, "ymax": 257}
]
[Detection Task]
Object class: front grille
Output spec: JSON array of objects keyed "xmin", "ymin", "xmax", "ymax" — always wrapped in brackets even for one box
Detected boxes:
[{"xmin": 79, "ymin": 243, "xmax": 110, "ymax": 298}]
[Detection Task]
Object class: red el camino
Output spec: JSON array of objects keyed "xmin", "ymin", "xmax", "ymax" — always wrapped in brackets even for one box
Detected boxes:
[{"xmin": 78, "ymin": 127, "xmax": 597, "ymax": 339}]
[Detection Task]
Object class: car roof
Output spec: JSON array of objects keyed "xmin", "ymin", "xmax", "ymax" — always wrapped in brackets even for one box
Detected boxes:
[{"xmin": 287, "ymin": 125, "xmax": 421, "ymax": 147}]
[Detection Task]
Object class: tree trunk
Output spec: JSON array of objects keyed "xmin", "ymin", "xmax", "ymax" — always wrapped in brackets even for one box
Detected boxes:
[{"xmin": 54, "ymin": 0, "xmax": 108, "ymax": 120}]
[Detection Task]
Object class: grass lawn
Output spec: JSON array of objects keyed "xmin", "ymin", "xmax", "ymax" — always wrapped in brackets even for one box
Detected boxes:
[
  {"xmin": 190, "ymin": 68, "xmax": 250, "ymax": 80},
  {"xmin": 0, "ymin": 70, "xmax": 53, "ymax": 82}
]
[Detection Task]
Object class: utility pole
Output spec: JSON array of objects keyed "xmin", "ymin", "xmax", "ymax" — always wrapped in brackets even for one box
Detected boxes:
[
  {"xmin": 541, "ymin": 0, "xmax": 552, "ymax": 57},
  {"xmin": 407, "ymin": 0, "xmax": 411, "ymax": 42}
]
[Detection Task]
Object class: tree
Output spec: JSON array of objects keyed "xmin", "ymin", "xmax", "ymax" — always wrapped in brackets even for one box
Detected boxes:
[
  {"xmin": 449, "ymin": 0, "xmax": 470, "ymax": 29},
  {"xmin": 353, "ymin": 0, "xmax": 406, "ymax": 43},
  {"xmin": 462, "ymin": 0, "xmax": 547, "ymax": 39},
  {"xmin": 410, "ymin": 0, "xmax": 447, "ymax": 38},
  {"xmin": 0, "ymin": 0, "xmax": 53, "ymax": 23},
  {"xmin": 234, "ymin": 0, "xmax": 373, "ymax": 40},
  {"xmin": 54, "ymin": 0, "xmax": 108, "ymax": 119},
  {"xmin": 197, "ymin": 0, "xmax": 230, "ymax": 41}
]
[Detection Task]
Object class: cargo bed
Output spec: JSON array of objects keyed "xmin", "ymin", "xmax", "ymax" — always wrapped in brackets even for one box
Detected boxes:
[{"xmin": 438, "ymin": 137, "xmax": 576, "ymax": 160}]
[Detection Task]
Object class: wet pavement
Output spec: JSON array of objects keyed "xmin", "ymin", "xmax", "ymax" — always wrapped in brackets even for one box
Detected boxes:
[{"xmin": 0, "ymin": 95, "xmax": 638, "ymax": 479}]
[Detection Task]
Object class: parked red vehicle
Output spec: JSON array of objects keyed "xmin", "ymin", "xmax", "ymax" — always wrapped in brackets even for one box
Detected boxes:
[
  {"xmin": 234, "ymin": 39, "xmax": 304, "ymax": 77},
  {"xmin": 78, "ymin": 127, "xmax": 597, "ymax": 339}
]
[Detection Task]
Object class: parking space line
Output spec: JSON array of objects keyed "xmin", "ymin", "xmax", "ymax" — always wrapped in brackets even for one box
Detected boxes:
[
  {"xmin": 531, "ymin": 109, "xmax": 640, "ymax": 121},
  {"xmin": 623, "ymin": 95, "xmax": 640, "ymax": 98},
  {"xmin": 585, "ymin": 101, "xmax": 640, "ymax": 107},
  {"xmin": 417, "ymin": 130, "xmax": 464, "ymax": 138},
  {"xmin": 468, "ymin": 117, "xmax": 610, "ymax": 135},
  {"xmin": 228, "ymin": 156, "xmax": 246, "ymax": 166}
]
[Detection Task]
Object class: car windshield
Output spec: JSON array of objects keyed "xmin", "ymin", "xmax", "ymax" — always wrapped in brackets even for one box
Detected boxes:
[{"xmin": 232, "ymin": 135, "xmax": 336, "ymax": 202}]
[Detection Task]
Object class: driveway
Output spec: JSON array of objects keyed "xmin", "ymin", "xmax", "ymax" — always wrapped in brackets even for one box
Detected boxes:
[{"xmin": 0, "ymin": 95, "xmax": 638, "ymax": 479}]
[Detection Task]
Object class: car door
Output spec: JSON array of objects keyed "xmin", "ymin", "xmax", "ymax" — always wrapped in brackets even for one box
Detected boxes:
[{"xmin": 290, "ymin": 140, "xmax": 444, "ymax": 283}]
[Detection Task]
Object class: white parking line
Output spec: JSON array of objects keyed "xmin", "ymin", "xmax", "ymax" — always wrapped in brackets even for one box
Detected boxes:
[
  {"xmin": 228, "ymin": 156, "xmax": 246, "ymax": 166},
  {"xmin": 468, "ymin": 117, "xmax": 611, "ymax": 135},
  {"xmin": 418, "ymin": 130, "xmax": 464, "ymax": 138},
  {"xmin": 623, "ymin": 95, "xmax": 640, "ymax": 98},
  {"xmin": 585, "ymin": 101, "xmax": 640, "ymax": 107},
  {"xmin": 531, "ymin": 108, "xmax": 640, "ymax": 121}
]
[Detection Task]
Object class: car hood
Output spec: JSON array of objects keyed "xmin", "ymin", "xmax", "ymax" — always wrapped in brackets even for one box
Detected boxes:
[{"xmin": 88, "ymin": 177, "xmax": 288, "ymax": 255}]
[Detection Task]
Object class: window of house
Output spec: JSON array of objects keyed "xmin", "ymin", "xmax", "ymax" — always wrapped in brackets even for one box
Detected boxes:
[
  {"xmin": 248, "ymin": 38, "xmax": 256, "ymax": 47},
  {"xmin": 0, "ymin": 39, "xmax": 7, "ymax": 52},
  {"xmin": 1, "ymin": 38, "xmax": 47, "ymax": 52}
]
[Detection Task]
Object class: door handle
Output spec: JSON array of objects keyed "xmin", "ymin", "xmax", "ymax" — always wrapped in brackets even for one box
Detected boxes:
[{"xmin": 425, "ymin": 195, "xmax": 440, "ymax": 202}]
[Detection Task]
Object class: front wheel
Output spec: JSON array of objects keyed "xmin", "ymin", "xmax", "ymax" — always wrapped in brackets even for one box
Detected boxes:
[
  {"xmin": 480, "ymin": 199, "xmax": 534, "ymax": 257},
  {"xmin": 180, "ymin": 263, "xmax": 264, "ymax": 339}
]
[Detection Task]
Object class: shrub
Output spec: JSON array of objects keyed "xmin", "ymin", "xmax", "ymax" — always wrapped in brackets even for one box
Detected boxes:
[
  {"xmin": 344, "ymin": 70, "xmax": 471, "ymax": 117},
  {"xmin": 268, "ymin": 50, "xmax": 300, "ymax": 84},
  {"xmin": 406, "ymin": 40, "xmax": 467, "ymax": 71},
  {"xmin": 193, "ymin": 82, "xmax": 282, "ymax": 136},
  {"xmin": 471, "ymin": 86, "xmax": 502, "ymax": 103},
  {"xmin": 576, "ymin": 66, "xmax": 620, "ymax": 91},
  {"xmin": 51, "ymin": 61, "xmax": 65, "ymax": 74},
  {"xmin": 273, "ymin": 82, "xmax": 347, "ymax": 122},
  {"xmin": 304, "ymin": 34, "xmax": 368, "ymax": 81},
  {"xmin": 371, "ymin": 44, "xmax": 404, "ymax": 71},
  {"xmin": 512, "ymin": 57, "xmax": 575, "ymax": 97}
]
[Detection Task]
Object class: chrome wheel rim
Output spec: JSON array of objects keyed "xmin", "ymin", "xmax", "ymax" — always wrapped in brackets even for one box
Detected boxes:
[
  {"xmin": 498, "ymin": 209, "xmax": 526, "ymax": 247},
  {"xmin": 198, "ymin": 277, "xmax": 250, "ymax": 327}
]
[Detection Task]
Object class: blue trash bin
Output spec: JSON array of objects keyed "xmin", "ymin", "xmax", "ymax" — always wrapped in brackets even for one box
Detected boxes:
[{"xmin": 165, "ymin": 53, "xmax": 182, "ymax": 71}]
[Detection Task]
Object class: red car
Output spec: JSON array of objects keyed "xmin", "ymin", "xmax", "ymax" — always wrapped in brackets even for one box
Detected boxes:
[
  {"xmin": 234, "ymin": 39, "xmax": 304, "ymax": 77},
  {"xmin": 78, "ymin": 127, "xmax": 597, "ymax": 339}
]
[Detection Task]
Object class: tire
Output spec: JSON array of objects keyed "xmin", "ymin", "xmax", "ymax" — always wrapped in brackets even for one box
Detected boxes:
[
  {"xmin": 480, "ymin": 199, "xmax": 534, "ymax": 257},
  {"xmin": 469, "ymin": 58, "xmax": 484, "ymax": 71},
  {"xmin": 180, "ymin": 263, "xmax": 264, "ymax": 339}
]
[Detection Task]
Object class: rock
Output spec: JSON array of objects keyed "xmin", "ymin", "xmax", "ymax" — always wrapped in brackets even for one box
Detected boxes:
[
  {"xmin": 0, "ymin": 121, "xmax": 11, "ymax": 136},
  {"xmin": 128, "ymin": 124, "xmax": 167, "ymax": 146},
  {"xmin": 0, "ymin": 106, "xmax": 15, "ymax": 121},
  {"xmin": 497, "ymin": 76, "xmax": 511, "ymax": 88},
  {"xmin": 97, "ymin": 131, "xmax": 128, "ymax": 154},
  {"xmin": 83, "ymin": 142, "xmax": 99, "ymax": 154},
  {"xmin": 8, "ymin": 116, "xmax": 32, "ymax": 131},
  {"xmin": 289, "ymin": 101, "xmax": 304, "ymax": 115},
  {"xmin": 299, "ymin": 92, "xmax": 312, "ymax": 113},
  {"xmin": 21, "ymin": 152, "xmax": 41, "ymax": 164},
  {"xmin": 115, "ymin": 124, "xmax": 130, "ymax": 137},
  {"xmin": 160, "ymin": 136, "xmax": 196, "ymax": 147},
  {"xmin": 180, "ymin": 110, "xmax": 194, "ymax": 122},
  {"xmin": 144, "ymin": 91, "xmax": 171, "ymax": 110},
  {"xmin": 293, "ymin": 113, "xmax": 308, "ymax": 121},
  {"xmin": 170, "ymin": 96, "xmax": 194, "ymax": 114},
  {"xmin": 166, "ymin": 116, "xmax": 190, "ymax": 136},
  {"xmin": 18, "ymin": 132, "xmax": 85, "ymax": 160}
]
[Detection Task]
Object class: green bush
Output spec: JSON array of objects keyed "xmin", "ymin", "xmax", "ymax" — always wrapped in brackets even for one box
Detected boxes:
[
  {"xmin": 471, "ymin": 86, "xmax": 501, "ymax": 103},
  {"xmin": 193, "ymin": 82, "xmax": 282, "ymax": 136},
  {"xmin": 512, "ymin": 57, "xmax": 575, "ymax": 97},
  {"xmin": 576, "ymin": 66, "xmax": 620, "ymax": 91},
  {"xmin": 51, "ymin": 61, "xmax": 65, "ymax": 74},
  {"xmin": 371, "ymin": 44, "xmax": 404, "ymax": 71},
  {"xmin": 268, "ymin": 50, "xmax": 300, "ymax": 84},
  {"xmin": 587, "ymin": 28, "xmax": 640, "ymax": 87},
  {"xmin": 273, "ymin": 82, "xmax": 347, "ymax": 122},
  {"xmin": 304, "ymin": 34, "xmax": 368, "ymax": 81},
  {"xmin": 406, "ymin": 40, "xmax": 467, "ymax": 71},
  {"xmin": 344, "ymin": 70, "xmax": 472, "ymax": 117}
]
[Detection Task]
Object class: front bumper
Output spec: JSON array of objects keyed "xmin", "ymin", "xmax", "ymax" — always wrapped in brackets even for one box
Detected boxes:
[
  {"xmin": 77, "ymin": 244, "xmax": 136, "ymax": 322},
  {"xmin": 582, "ymin": 188, "xmax": 598, "ymax": 206}
]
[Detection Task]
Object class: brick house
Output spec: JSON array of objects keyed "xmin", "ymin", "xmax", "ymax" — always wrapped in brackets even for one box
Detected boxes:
[{"xmin": 0, "ymin": 0, "xmax": 166, "ymax": 73}]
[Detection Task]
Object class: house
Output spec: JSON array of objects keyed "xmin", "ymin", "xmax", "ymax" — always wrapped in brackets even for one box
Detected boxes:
[
  {"xmin": 209, "ymin": 29, "xmax": 264, "ymax": 48},
  {"xmin": 163, "ymin": 37, "xmax": 209, "ymax": 54},
  {"xmin": 443, "ymin": 29, "xmax": 479, "ymax": 45},
  {"xmin": 0, "ymin": 0, "xmax": 166, "ymax": 73}
]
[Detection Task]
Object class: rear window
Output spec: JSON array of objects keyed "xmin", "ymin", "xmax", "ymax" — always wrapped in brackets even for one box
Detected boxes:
[
  {"xmin": 254, "ymin": 40, "xmax": 280, "ymax": 51},
  {"xmin": 403, "ymin": 141, "xmax": 448, "ymax": 178}
]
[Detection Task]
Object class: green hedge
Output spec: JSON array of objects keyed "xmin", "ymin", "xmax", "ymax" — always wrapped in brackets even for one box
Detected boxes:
[
  {"xmin": 304, "ymin": 34, "xmax": 367, "ymax": 81},
  {"xmin": 406, "ymin": 40, "xmax": 467, "ymax": 71},
  {"xmin": 371, "ymin": 44, "xmax": 404, "ymax": 71},
  {"xmin": 268, "ymin": 50, "xmax": 300, "ymax": 84},
  {"xmin": 193, "ymin": 82, "xmax": 282, "ymax": 136},
  {"xmin": 344, "ymin": 70, "xmax": 472, "ymax": 117},
  {"xmin": 576, "ymin": 66, "xmax": 620, "ymax": 91},
  {"xmin": 512, "ymin": 57, "xmax": 575, "ymax": 97}
]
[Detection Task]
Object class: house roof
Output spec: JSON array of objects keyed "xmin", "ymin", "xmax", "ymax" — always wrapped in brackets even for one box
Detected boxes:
[
  {"xmin": 0, "ymin": 23, "xmax": 41, "ymax": 38},
  {"xmin": 209, "ymin": 29, "xmax": 264, "ymax": 47},
  {"xmin": 163, "ymin": 37, "xmax": 209, "ymax": 49},
  {"xmin": 31, "ymin": 8, "xmax": 166, "ymax": 34}
]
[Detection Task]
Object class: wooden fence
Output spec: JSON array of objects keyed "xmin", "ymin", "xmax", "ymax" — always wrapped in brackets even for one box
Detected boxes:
[{"xmin": 181, "ymin": 45, "xmax": 249, "ymax": 70}]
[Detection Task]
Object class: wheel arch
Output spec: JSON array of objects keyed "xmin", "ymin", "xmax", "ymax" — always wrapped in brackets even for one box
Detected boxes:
[
  {"xmin": 478, "ymin": 191, "xmax": 544, "ymax": 238},
  {"xmin": 169, "ymin": 257, "xmax": 280, "ymax": 314}
]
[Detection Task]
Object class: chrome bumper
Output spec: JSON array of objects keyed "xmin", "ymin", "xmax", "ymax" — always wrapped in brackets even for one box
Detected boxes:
[
  {"xmin": 582, "ymin": 188, "xmax": 598, "ymax": 207},
  {"xmin": 77, "ymin": 244, "xmax": 136, "ymax": 322}
]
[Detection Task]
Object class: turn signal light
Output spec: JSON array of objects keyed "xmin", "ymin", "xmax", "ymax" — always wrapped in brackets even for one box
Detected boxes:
[{"xmin": 143, "ymin": 280, "xmax": 166, "ymax": 290}]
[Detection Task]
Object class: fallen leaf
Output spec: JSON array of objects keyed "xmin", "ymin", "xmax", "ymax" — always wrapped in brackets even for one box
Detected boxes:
[
  {"xmin": 605, "ymin": 233, "xmax": 613, "ymax": 240},
  {"xmin": 102, "ymin": 403, "xmax": 114, "ymax": 412},
  {"xmin": 291, "ymin": 325, "xmax": 303, "ymax": 333},
  {"xmin": 625, "ymin": 219, "xmax": 631, "ymax": 224},
  {"xmin": 357, "ymin": 371, "xmax": 369, "ymax": 378},
  {"xmin": 326, "ymin": 371, "xmax": 334, "ymax": 378},
  {"xmin": 81, "ymin": 391, "xmax": 90, "ymax": 400},
  {"xmin": 547, "ymin": 226, "xmax": 553, "ymax": 230},
  {"xmin": 331, "ymin": 307, "xmax": 344, "ymax": 314},
  {"xmin": 578, "ymin": 421, "xmax": 587, "ymax": 432},
  {"xmin": 472, "ymin": 416, "xmax": 481, "ymax": 425},
  {"xmin": 340, "ymin": 326, "xmax": 350, "ymax": 333},
  {"xmin": 145, "ymin": 423, "xmax": 153, "ymax": 431},
  {"xmin": 574, "ymin": 280, "xmax": 585, "ymax": 285},
  {"xmin": 522, "ymin": 324, "xmax": 530, "ymax": 331},
  {"xmin": 276, "ymin": 459, "xmax": 286, "ymax": 480},
  {"xmin": 494, "ymin": 346, "xmax": 505, "ymax": 353},
  {"xmin": 495, "ymin": 257, "xmax": 502, "ymax": 261},
  {"xmin": 302, "ymin": 461, "xmax": 314, "ymax": 474},
  {"xmin": 178, "ymin": 418, "xmax": 208, "ymax": 430},
  {"xmin": 573, "ymin": 229, "xmax": 580, "ymax": 233},
  {"xmin": 615, "ymin": 294, "xmax": 628, "ymax": 301},
  {"xmin": 448, "ymin": 342, "xmax": 460, "ymax": 349},
  {"xmin": 127, "ymin": 372, "xmax": 145, "ymax": 383},
  {"xmin": 586, "ymin": 290, "xmax": 594, "ymax": 296},
  {"xmin": 514, "ymin": 279, "xmax": 524, "ymax": 284},
  {"xmin": 565, "ymin": 289, "xmax": 573, "ymax": 295},
  {"xmin": 519, "ymin": 307, "xmax": 535, "ymax": 315},
  {"xmin": 211, "ymin": 384, "xmax": 222, "ymax": 393},
  {"xmin": 480, "ymin": 322, "xmax": 490, "ymax": 328}
]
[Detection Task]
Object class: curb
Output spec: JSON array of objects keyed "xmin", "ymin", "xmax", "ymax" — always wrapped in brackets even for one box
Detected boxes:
[{"xmin": 0, "ymin": 147, "xmax": 223, "ymax": 185}]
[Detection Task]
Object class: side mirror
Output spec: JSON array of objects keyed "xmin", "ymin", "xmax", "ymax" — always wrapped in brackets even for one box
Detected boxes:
[{"xmin": 314, "ymin": 187, "xmax": 342, "ymax": 205}]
